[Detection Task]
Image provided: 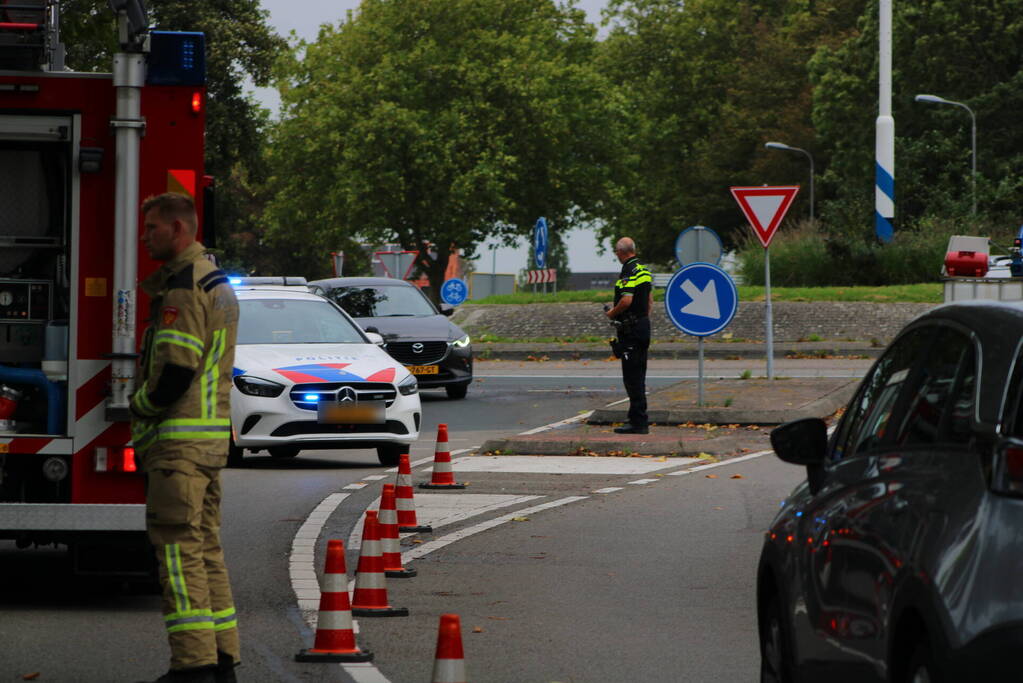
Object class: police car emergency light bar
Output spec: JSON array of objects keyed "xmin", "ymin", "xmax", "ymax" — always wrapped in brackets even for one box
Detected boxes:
[{"xmin": 230, "ymin": 276, "xmax": 308, "ymax": 287}]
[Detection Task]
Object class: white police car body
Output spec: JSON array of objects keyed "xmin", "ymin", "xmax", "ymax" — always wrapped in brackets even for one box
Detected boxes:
[{"xmin": 229, "ymin": 279, "xmax": 420, "ymax": 466}]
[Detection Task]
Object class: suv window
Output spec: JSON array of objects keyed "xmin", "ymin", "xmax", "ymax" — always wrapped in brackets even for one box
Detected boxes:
[
  {"xmin": 893, "ymin": 328, "xmax": 976, "ymax": 446},
  {"xmin": 1002, "ymin": 344, "xmax": 1023, "ymax": 437},
  {"xmin": 832, "ymin": 329, "xmax": 929, "ymax": 460}
]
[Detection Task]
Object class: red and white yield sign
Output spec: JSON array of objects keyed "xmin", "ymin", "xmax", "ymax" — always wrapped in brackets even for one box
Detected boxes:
[
  {"xmin": 730, "ymin": 185, "xmax": 800, "ymax": 248},
  {"xmin": 525, "ymin": 268, "xmax": 557, "ymax": 284}
]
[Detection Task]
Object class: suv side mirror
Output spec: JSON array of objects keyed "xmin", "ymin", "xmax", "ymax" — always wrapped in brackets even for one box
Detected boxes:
[{"xmin": 771, "ymin": 418, "xmax": 828, "ymax": 466}]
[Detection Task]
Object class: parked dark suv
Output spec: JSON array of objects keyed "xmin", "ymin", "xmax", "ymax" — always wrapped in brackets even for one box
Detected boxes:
[
  {"xmin": 309, "ymin": 277, "xmax": 473, "ymax": 399},
  {"xmin": 758, "ymin": 301, "xmax": 1023, "ymax": 683}
]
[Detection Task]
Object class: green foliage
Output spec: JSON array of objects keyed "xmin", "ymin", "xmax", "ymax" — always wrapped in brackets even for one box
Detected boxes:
[{"xmin": 265, "ymin": 0, "xmax": 622, "ymax": 293}]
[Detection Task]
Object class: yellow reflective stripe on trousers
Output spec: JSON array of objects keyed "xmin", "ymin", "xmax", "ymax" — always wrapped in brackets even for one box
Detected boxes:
[
  {"xmin": 165, "ymin": 543, "xmax": 190, "ymax": 613},
  {"xmin": 164, "ymin": 608, "xmax": 215, "ymax": 633},
  {"xmin": 155, "ymin": 329, "xmax": 205, "ymax": 357},
  {"xmin": 200, "ymin": 328, "xmax": 226, "ymax": 420},
  {"xmin": 212, "ymin": 606, "xmax": 238, "ymax": 631},
  {"xmin": 157, "ymin": 418, "xmax": 231, "ymax": 441}
]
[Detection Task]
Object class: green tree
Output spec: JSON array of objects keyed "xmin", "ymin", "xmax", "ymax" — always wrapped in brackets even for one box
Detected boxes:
[
  {"xmin": 265, "ymin": 0, "xmax": 622, "ymax": 296},
  {"xmin": 57, "ymin": 1, "xmax": 287, "ymax": 272}
]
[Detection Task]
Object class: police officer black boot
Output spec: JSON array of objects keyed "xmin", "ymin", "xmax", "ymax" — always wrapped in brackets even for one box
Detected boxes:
[
  {"xmin": 216, "ymin": 651, "xmax": 239, "ymax": 683},
  {"xmin": 136, "ymin": 665, "xmax": 218, "ymax": 683}
]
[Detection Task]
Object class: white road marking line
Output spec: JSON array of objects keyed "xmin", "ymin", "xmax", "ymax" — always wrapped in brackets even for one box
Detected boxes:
[
  {"xmin": 343, "ymin": 482, "xmax": 368, "ymax": 490},
  {"xmin": 289, "ymin": 493, "xmax": 350, "ymax": 618},
  {"xmin": 518, "ymin": 412, "xmax": 593, "ymax": 435},
  {"xmin": 665, "ymin": 449, "xmax": 774, "ymax": 475},
  {"xmin": 527, "ymin": 388, "xmax": 618, "ymax": 392},
  {"xmin": 362, "ymin": 474, "xmax": 387, "ymax": 481},
  {"xmin": 605, "ymin": 397, "xmax": 630, "ymax": 407},
  {"xmin": 627, "ymin": 478, "xmax": 660, "ymax": 485},
  {"xmin": 402, "ymin": 496, "xmax": 589, "ymax": 562},
  {"xmin": 341, "ymin": 663, "xmax": 392, "ymax": 683},
  {"xmin": 592, "ymin": 487, "xmax": 623, "ymax": 494}
]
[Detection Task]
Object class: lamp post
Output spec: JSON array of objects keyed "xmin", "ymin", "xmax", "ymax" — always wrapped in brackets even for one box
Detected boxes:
[
  {"xmin": 915, "ymin": 93, "xmax": 977, "ymax": 215},
  {"xmin": 764, "ymin": 141, "xmax": 815, "ymax": 221}
]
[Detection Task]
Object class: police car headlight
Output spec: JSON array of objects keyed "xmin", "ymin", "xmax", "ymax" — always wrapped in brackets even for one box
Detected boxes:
[
  {"xmin": 451, "ymin": 334, "xmax": 470, "ymax": 348},
  {"xmin": 234, "ymin": 375, "xmax": 285, "ymax": 398},
  {"xmin": 398, "ymin": 375, "xmax": 418, "ymax": 396}
]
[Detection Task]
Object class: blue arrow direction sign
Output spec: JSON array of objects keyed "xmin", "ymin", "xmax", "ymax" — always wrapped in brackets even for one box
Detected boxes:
[
  {"xmin": 440, "ymin": 278, "xmax": 468, "ymax": 305},
  {"xmin": 664, "ymin": 263, "xmax": 738, "ymax": 337},
  {"xmin": 534, "ymin": 217, "xmax": 548, "ymax": 268}
]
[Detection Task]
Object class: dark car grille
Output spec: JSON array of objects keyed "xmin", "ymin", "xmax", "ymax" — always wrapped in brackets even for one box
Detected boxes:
[
  {"xmin": 289, "ymin": 382, "xmax": 397, "ymax": 411},
  {"xmin": 384, "ymin": 341, "xmax": 449, "ymax": 365},
  {"xmin": 270, "ymin": 420, "xmax": 409, "ymax": 436}
]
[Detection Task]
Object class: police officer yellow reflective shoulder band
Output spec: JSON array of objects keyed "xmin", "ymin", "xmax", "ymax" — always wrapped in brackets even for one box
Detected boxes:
[
  {"xmin": 157, "ymin": 418, "xmax": 231, "ymax": 440},
  {"xmin": 212, "ymin": 606, "xmax": 238, "ymax": 631},
  {"xmin": 200, "ymin": 328, "xmax": 227, "ymax": 420},
  {"xmin": 164, "ymin": 608, "xmax": 215, "ymax": 633},
  {"xmin": 155, "ymin": 329, "xmax": 205, "ymax": 357}
]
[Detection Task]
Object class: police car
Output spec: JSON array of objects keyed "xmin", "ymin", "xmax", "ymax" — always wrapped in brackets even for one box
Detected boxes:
[{"xmin": 228, "ymin": 278, "xmax": 421, "ymax": 467}]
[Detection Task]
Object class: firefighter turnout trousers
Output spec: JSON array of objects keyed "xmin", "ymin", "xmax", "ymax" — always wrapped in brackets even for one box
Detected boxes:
[{"xmin": 146, "ymin": 457, "xmax": 239, "ymax": 670}]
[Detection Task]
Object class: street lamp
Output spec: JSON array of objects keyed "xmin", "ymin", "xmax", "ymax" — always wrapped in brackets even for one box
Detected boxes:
[
  {"xmin": 764, "ymin": 141, "xmax": 815, "ymax": 221},
  {"xmin": 914, "ymin": 93, "xmax": 977, "ymax": 215}
]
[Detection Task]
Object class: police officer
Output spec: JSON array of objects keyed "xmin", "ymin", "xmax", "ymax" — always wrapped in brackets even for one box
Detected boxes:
[
  {"xmin": 605, "ymin": 237, "xmax": 653, "ymax": 434},
  {"xmin": 131, "ymin": 193, "xmax": 241, "ymax": 683}
]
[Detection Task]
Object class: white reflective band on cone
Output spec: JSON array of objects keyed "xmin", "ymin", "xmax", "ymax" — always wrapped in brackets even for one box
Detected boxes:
[
  {"xmin": 431, "ymin": 659, "xmax": 467, "ymax": 683},
  {"xmin": 317, "ymin": 610, "xmax": 353, "ymax": 631},
  {"xmin": 323, "ymin": 573, "xmax": 347, "ymax": 592},
  {"xmin": 355, "ymin": 572, "xmax": 386, "ymax": 590}
]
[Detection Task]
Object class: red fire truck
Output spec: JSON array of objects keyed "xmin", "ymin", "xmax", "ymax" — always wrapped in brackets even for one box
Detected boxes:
[{"xmin": 0, "ymin": 0, "xmax": 210, "ymax": 576}]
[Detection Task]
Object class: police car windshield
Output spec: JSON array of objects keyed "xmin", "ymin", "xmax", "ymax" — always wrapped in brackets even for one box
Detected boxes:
[
  {"xmin": 326, "ymin": 286, "xmax": 437, "ymax": 318},
  {"xmin": 237, "ymin": 299, "xmax": 365, "ymax": 344}
]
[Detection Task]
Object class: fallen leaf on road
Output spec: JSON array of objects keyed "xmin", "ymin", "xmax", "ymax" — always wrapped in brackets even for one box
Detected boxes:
[
  {"xmin": 22, "ymin": 674, "xmax": 40, "ymax": 681},
  {"xmin": 487, "ymin": 616, "xmax": 511, "ymax": 620},
  {"xmin": 512, "ymin": 516, "xmax": 530, "ymax": 522},
  {"xmin": 696, "ymin": 452, "xmax": 715, "ymax": 460},
  {"xmin": 656, "ymin": 456, "xmax": 667, "ymax": 461},
  {"xmin": 412, "ymin": 539, "xmax": 424, "ymax": 544},
  {"xmin": 731, "ymin": 474, "xmax": 744, "ymax": 479},
  {"xmin": 705, "ymin": 474, "xmax": 718, "ymax": 479},
  {"xmin": 473, "ymin": 626, "xmax": 485, "ymax": 633},
  {"xmin": 713, "ymin": 506, "xmax": 725, "ymax": 510}
]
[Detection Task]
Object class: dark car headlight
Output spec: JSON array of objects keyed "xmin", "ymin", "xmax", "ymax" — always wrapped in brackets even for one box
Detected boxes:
[
  {"xmin": 451, "ymin": 334, "xmax": 471, "ymax": 348},
  {"xmin": 398, "ymin": 374, "xmax": 418, "ymax": 395},
  {"xmin": 234, "ymin": 375, "xmax": 286, "ymax": 398}
]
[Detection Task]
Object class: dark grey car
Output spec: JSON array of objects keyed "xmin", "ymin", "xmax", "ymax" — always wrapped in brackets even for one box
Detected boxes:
[
  {"xmin": 309, "ymin": 277, "xmax": 473, "ymax": 399},
  {"xmin": 758, "ymin": 301, "xmax": 1023, "ymax": 683}
]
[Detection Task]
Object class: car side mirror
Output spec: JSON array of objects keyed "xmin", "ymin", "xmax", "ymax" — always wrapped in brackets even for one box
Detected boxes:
[
  {"xmin": 365, "ymin": 332, "xmax": 384, "ymax": 346},
  {"xmin": 771, "ymin": 418, "xmax": 829, "ymax": 495},
  {"xmin": 439, "ymin": 303, "xmax": 454, "ymax": 317},
  {"xmin": 771, "ymin": 418, "xmax": 828, "ymax": 466}
]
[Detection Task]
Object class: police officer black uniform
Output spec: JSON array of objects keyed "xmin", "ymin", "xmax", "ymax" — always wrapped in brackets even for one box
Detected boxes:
[{"xmin": 605, "ymin": 238, "xmax": 653, "ymax": 434}]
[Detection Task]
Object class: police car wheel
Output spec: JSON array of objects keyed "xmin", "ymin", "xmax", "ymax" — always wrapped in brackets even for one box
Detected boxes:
[
  {"xmin": 377, "ymin": 444, "xmax": 402, "ymax": 467},
  {"xmin": 269, "ymin": 445, "xmax": 300, "ymax": 459},
  {"xmin": 445, "ymin": 382, "xmax": 469, "ymax": 399}
]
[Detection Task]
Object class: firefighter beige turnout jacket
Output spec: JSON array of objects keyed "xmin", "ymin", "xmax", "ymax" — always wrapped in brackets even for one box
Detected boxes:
[{"xmin": 131, "ymin": 242, "xmax": 239, "ymax": 469}]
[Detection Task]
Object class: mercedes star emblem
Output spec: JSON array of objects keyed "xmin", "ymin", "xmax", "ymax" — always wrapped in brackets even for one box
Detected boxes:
[{"xmin": 338, "ymin": 386, "xmax": 357, "ymax": 403}]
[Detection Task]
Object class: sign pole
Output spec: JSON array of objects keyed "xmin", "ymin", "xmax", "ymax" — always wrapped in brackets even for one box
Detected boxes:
[
  {"xmin": 765, "ymin": 247, "xmax": 774, "ymax": 380},
  {"xmin": 697, "ymin": 337, "xmax": 705, "ymax": 406}
]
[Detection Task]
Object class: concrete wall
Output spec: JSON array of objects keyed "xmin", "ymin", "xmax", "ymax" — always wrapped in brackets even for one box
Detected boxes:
[{"xmin": 451, "ymin": 301, "xmax": 938, "ymax": 342}]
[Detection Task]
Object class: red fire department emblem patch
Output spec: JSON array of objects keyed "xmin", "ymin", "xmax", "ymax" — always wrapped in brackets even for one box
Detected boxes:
[{"xmin": 161, "ymin": 307, "xmax": 179, "ymax": 326}]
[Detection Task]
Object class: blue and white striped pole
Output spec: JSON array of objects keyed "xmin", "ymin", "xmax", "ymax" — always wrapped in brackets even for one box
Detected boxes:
[{"xmin": 875, "ymin": 0, "xmax": 894, "ymax": 242}]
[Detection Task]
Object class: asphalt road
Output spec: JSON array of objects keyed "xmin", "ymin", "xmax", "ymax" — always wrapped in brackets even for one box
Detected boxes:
[{"xmin": 0, "ymin": 358, "xmax": 856, "ymax": 682}]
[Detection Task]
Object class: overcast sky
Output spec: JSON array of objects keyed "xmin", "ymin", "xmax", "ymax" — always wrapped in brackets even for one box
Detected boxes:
[{"xmin": 252, "ymin": 0, "xmax": 616, "ymax": 275}]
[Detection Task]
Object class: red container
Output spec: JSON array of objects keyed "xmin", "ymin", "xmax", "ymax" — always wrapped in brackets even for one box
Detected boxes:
[{"xmin": 945, "ymin": 251, "xmax": 988, "ymax": 277}]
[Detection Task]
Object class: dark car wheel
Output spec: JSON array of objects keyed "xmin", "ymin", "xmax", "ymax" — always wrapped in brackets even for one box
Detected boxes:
[
  {"xmin": 377, "ymin": 444, "xmax": 403, "ymax": 467},
  {"xmin": 269, "ymin": 445, "xmax": 300, "ymax": 459},
  {"xmin": 760, "ymin": 592, "xmax": 793, "ymax": 683},
  {"xmin": 905, "ymin": 638, "xmax": 936, "ymax": 683},
  {"xmin": 227, "ymin": 438, "xmax": 243, "ymax": 467},
  {"xmin": 445, "ymin": 382, "xmax": 469, "ymax": 399}
]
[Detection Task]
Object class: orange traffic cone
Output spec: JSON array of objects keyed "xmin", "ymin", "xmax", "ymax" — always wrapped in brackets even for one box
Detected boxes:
[
  {"xmin": 420, "ymin": 423, "xmax": 466, "ymax": 489},
  {"xmin": 351, "ymin": 511, "xmax": 409, "ymax": 617},
  {"xmin": 395, "ymin": 453, "xmax": 432, "ymax": 533},
  {"xmin": 294, "ymin": 539, "xmax": 373, "ymax": 662},
  {"xmin": 431, "ymin": 613, "xmax": 467, "ymax": 683},
  {"xmin": 378, "ymin": 483, "xmax": 416, "ymax": 578}
]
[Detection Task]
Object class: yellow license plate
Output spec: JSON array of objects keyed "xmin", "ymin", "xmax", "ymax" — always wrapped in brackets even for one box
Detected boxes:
[
  {"xmin": 0, "ymin": 443, "xmax": 7, "ymax": 453},
  {"xmin": 406, "ymin": 365, "xmax": 439, "ymax": 375},
  {"xmin": 317, "ymin": 402, "xmax": 385, "ymax": 425}
]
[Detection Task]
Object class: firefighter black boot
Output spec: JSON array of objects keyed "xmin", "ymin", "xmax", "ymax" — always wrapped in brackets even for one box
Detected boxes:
[
  {"xmin": 216, "ymin": 651, "xmax": 239, "ymax": 683},
  {"xmin": 136, "ymin": 665, "xmax": 218, "ymax": 683}
]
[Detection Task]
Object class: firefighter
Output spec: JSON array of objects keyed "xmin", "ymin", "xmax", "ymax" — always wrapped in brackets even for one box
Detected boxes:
[
  {"xmin": 131, "ymin": 193, "xmax": 241, "ymax": 683},
  {"xmin": 604, "ymin": 237, "xmax": 653, "ymax": 434}
]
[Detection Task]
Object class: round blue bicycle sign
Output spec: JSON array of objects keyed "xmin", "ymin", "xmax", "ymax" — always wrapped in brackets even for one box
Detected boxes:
[{"xmin": 440, "ymin": 278, "xmax": 468, "ymax": 306}]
